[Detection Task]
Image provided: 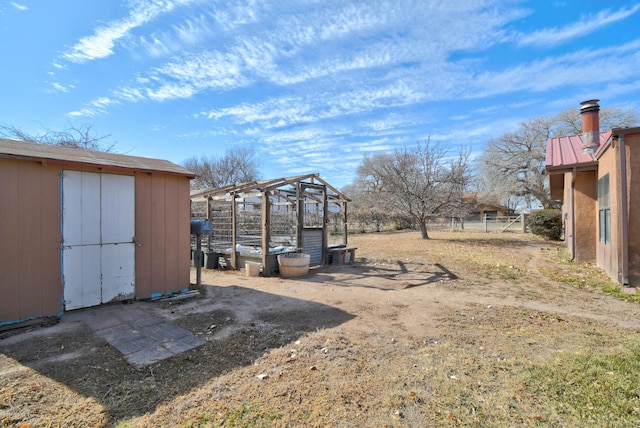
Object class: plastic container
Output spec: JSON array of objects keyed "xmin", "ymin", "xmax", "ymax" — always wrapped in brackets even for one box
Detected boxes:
[
  {"xmin": 205, "ymin": 251, "xmax": 219, "ymax": 269},
  {"xmin": 277, "ymin": 253, "xmax": 311, "ymax": 278},
  {"xmin": 245, "ymin": 261, "xmax": 261, "ymax": 277}
]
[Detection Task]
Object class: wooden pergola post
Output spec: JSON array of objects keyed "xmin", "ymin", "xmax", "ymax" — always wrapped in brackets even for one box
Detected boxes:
[
  {"xmin": 206, "ymin": 196, "xmax": 212, "ymax": 250},
  {"xmin": 261, "ymin": 190, "xmax": 271, "ymax": 275},
  {"xmin": 342, "ymin": 200, "xmax": 348, "ymax": 246},
  {"xmin": 322, "ymin": 187, "xmax": 328, "ymax": 264},
  {"xmin": 296, "ymin": 183, "xmax": 304, "ymax": 252},
  {"xmin": 231, "ymin": 192, "xmax": 238, "ymax": 269}
]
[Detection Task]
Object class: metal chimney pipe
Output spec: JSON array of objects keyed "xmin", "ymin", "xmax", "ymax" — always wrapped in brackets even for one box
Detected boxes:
[{"xmin": 580, "ymin": 99, "xmax": 600, "ymax": 154}]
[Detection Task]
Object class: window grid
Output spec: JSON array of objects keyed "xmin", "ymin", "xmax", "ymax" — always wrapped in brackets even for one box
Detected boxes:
[{"xmin": 598, "ymin": 174, "xmax": 610, "ymax": 245}]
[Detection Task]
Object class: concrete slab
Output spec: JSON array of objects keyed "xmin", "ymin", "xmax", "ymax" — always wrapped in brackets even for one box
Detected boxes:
[{"xmin": 68, "ymin": 303, "xmax": 205, "ymax": 368}]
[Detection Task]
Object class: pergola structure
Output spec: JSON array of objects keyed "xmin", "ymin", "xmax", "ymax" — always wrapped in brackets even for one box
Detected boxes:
[{"xmin": 190, "ymin": 174, "xmax": 350, "ymax": 276}]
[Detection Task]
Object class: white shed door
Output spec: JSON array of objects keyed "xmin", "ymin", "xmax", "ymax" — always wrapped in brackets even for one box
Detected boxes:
[{"xmin": 62, "ymin": 171, "xmax": 135, "ymax": 310}]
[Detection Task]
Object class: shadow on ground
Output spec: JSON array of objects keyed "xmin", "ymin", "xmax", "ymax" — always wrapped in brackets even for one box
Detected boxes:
[
  {"xmin": 303, "ymin": 259, "xmax": 459, "ymax": 290},
  {"xmin": 0, "ymin": 284, "xmax": 355, "ymax": 425}
]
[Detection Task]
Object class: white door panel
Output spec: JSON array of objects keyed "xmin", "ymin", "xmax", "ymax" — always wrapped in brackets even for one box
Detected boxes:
[
  {"xmin": 63, "ymin": 171, "xmax": 100, "ymax": 246},
  {"xmin": 101, "ymin": 243, "xmax": 135, "ymax": 303},
  {"xmin": 63, "ymin": 171, "xmax": 135, "ymax": 310},
  {"xmin": 63, "ymin": 245, "xmax": 101, "ymax": 310},
  {"xmin": 101, "ymin": 174, "xmax": 135, "ymax": 244},
  {"xmin": 82, "ymin": 172, "xmax": 102, "ymax": 244}
]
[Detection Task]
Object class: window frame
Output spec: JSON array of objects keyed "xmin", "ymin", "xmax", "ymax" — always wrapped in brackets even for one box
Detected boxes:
[{"xmin": 598, "ymin": 173, "xmax": 611, "ymax": 245}]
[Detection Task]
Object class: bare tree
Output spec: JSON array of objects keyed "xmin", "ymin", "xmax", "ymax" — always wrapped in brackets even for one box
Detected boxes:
[
  {"xmin": 0, "ymin": 123, "xmax": 116, "ymax": 152},
  {"xmin": 554, "ymin": 106, "xmax": 639, "ymax": 136},
  {"xmin": 479, "ymin": 106, "xmax": 638, "ymax": 209},
  {"xmin": 357, "ymin": 140, "xmax": 472, "ymax": 239},
  {"xmin": 342, "ymin": 178, "xmax": 391, "ymax": 233},
  {"xmin": 184, "ymin": 145, "xmax": 260, "ymax": 189},
  {"xmin": 479, "ymin": 116, "xmax": 553, "ymax": 208}
]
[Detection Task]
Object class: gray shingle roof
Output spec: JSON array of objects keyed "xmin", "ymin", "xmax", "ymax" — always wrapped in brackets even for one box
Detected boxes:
[{"xmin": 0, "ymin": 138, "xmax": 195, "ymax": 177}]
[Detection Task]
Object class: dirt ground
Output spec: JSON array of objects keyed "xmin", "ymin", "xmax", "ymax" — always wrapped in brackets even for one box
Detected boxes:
[{"xmin": 3, "ymin": 230, "xmax": 640, "ymax": 427}]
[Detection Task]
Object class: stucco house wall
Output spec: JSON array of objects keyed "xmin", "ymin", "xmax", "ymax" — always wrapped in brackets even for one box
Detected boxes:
[
  {"xmin": 560, "ymin": 170, "xmax": 596, "ymax": 263},
  {"xmin": 546, "ymin": 100, "xmax": 640, "ymax": 287},
  {"xmin": 626, "ymin": 134, "xmax": 640, "ymax": 285},
  {"xmin": 596, "ymin": 147, "xmax": 619, "ymax": 280},
  {"xmin": 574, "ymin": 170, "xmax": 597, "ymax": 263},
  {"xmin": 561, "ymin": 173, "xmax": 573, "ymax": 257}
]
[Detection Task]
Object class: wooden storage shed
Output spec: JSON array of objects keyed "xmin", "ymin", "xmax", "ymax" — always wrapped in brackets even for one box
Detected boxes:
[
  {"xmin": 0, "ymin": 138, "xmax": 195, "ymax": 327},
  {"xmin": 190, "ymin": 174, "xmax": 350, "ymax": 276}
]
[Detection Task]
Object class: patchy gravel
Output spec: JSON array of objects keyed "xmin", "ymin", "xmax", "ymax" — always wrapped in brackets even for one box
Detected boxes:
[{"xmin": 3, "ymin": 230, "xmax": 640, "ymax": 427}]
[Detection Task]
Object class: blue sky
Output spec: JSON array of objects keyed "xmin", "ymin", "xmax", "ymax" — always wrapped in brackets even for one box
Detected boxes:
[{"xmin": 1, "ymin": 1, "xmax": 639, "ymax": 188}]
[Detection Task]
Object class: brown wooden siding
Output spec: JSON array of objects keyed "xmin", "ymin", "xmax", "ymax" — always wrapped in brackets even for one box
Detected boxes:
[
  {"xmin": 0, "ymin": 159, "xmax": 62, "ymax": 324},
  {"xmin": 134, "ymin": 173, "xmax": 153, "ymax": 298},
  {"xmin": 151, "ymin": 175, "xmax": 167, "ymax": 293},
  {"xmin": 178, "ymin": 177, "xmax": 191, "ymax": 288},
  {"xmin": 135, "ymin": 173, "xmax": 191, "ymax": 298}
]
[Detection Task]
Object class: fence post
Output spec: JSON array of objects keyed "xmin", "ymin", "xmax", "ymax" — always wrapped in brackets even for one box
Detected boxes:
[
  {"xmin": 484, "ymin": 213, "xmax": 488, "ymax": 233},
  {"xmin": 521, "ymin": 213, "xmax": 526, "ymax": 233}
]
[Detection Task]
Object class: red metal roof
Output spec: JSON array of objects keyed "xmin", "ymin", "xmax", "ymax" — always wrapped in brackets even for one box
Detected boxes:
[
  {"xmin": 546, "ymin": 131, "xmax": 611, "ymax": 171},
  {"xmin": 0, "ymin": 138, "xmax": 195, "ymax": 177}
]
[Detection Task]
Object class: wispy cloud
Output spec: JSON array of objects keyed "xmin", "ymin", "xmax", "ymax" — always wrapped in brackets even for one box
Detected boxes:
[
  {"xmin": 61, "ymin": 0, "xmax": 200, "ymax": 63},
  {"xmin": 138, "ymin": 11, "xmax": 220, "ymax": 58},
  {"xmin": 518, "ymin": 3, "xmax": 640, "ymax": 47},
  {"xmin": 61, "ymin": 0, "xmax": 639, "ymax": 172},
  {"xmin": 201, "ymin": 97, "xmax": 312, "ymax": 126},
  {"xmin": 67, "ymin": 0, "xmax": 522, "ymax": 115},
  {"xmin": 67, "ymin": 97, "xmax": 120, "ymax": 117},
  {"xmin": 198, "ymin": 81, "xmax": 425, "ymax": 130},
  {"xmin": 11, "ymin": 2, "xmax": 27, "ymax": 11},
  {"xmin": 46, "ymin": 82, "xmax": 74, "ymax": 94},
  {"xmin": 357, "ymin": 140, "xmax": 396, "ymax": 152},
  {"xmin": 5, "ymin": 0, "xmax": 636, "ymax": 189},
  {"xmin": 66, "ymin": 0, "xmax": 640, "ymax": 128},
  {"xmin": 62, "ymin": 21, "xmax": 132, "ymax": 63},
  {"xmin": 473, "ymin": 40, "xmax": 640, "ymax": 96}
]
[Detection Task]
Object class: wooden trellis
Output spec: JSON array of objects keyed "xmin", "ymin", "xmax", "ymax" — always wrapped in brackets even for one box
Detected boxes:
[{"xmin": 190, "ymin": 174, "xmax": 350, "ymax": 275}]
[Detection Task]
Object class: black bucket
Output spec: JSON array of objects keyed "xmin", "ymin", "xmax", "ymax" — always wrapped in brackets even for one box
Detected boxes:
[{"xmin": 205, "ymin": 251, "xmax": 219, "ymax": 269}]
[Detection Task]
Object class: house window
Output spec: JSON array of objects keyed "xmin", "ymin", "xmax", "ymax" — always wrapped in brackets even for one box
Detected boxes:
[{"xmin": 598, "ymin": 174, "xmax": 610, "ymax": 244}]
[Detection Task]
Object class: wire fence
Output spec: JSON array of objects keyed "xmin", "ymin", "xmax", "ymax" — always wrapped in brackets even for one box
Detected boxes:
[{"xmin": 349, "ymin": 214, "xmax": 528, "ymax": 234}]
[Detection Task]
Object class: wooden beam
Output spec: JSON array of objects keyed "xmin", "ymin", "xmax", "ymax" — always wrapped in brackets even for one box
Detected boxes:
[
  {"xmin": 231, "ymin": 193, "xmax": 237, "ymax": 269},
  {"xmin": 343, "ymin": 201, "xmax": 348, "ymax": 246},
  {"xmin": 206, "ymin": 196, "xmax": 211, "ymax": 250},
  {"xmin": 322, "ymin": 187, "xmax": 328, "ymax": 264},
  {"xmin": 296, "ymin": 183, "xmax": 303, "ymax": 251},
  {"xmin": 261, "ymin": 191, "xmax": 270, "ymax": 276}
]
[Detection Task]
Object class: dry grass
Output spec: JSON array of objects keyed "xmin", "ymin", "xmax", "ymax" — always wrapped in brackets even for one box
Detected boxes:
[{"xmin": 3, "ymin": 230, "xmax": 640, "ymax": 427}]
